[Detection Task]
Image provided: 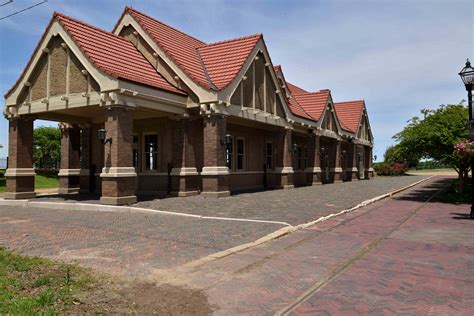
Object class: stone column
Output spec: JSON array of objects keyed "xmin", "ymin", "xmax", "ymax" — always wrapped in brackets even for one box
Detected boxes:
[
  {"xmin": 171, "ymin": 119, "xmax": 199, "ymax": 196},
  {"xmin": 100, "ymin": 106, "xmax": 137, "ymax": 205},
  {"xmin": 333, "ymin": 141, "xmax": 343, "ymax": 183},
  {"xmin": 276, "ymin": 127, "xmax": 294, "ymax": 189},
  {"xmin": 306, "ymin": 134, "xmax": 321, "ymax": 185},
  {"xmin": 79, "ymin": 126, "xmax": 92, "ymax": 193},
  {"xmin": 5, "ymin": 117, "xmax": 36, "ymax": 199},
  {"xmin": 201, "ymin": 115, "xmax": 230, "ymax": 198}
]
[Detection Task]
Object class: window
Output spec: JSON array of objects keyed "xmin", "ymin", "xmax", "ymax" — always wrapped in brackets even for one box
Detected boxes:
[
  {"xmin": 132, "ymin": 135, "xmax": 138, "ymax": 169},
  {"xmin": 144, "ymin": 134, "xmax": 158, "ymax": 171},
  {"xmin": 297, "ymin": 145, "xmax": 307, "ymax": 170},
  {"xmin": 266, "ymin": 141, "xmax": 274, "ymax": 170},
  {"xmin": 236, "ymin": 138, "xmax": 245, "ymax": 171},
  {"xmin": 226, "ymin": 136, "xmax": 233, "ymax": 169}
]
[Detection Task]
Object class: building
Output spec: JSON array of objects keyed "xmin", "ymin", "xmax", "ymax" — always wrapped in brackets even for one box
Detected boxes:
[{"xmin": 3, "ymin": 7, "xmax": 374, "ymax": 205}]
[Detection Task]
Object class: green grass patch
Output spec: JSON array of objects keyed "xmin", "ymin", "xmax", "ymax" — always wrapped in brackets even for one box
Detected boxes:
[
  {"xmin": 0, "ymin": 247, "xmax": 101, "ymax": 314},
  {"xmin": 0, "ymin": 169, "xmax": 58, "ymax": 193}
]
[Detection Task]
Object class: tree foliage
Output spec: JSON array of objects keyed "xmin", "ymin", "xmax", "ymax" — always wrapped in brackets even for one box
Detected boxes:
[
  {"xmin": 392, "ymin": 103, "xmax": 470, "ymax": 185},
  {"xmin": 383, "ymin": 144, "xmax": 419, "ymax": 167},
  {"xmin": 33, "ymin": 126, "xmax": 61, "ymax": 169}
]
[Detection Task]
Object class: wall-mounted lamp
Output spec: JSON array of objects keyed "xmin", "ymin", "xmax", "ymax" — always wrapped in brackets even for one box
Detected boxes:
[
  {"xmin": 374, "ymin": 154, "xmax": 377, "ymax": 161},
  {"xmin": 221, "ymin": 133, "xmax": 232, "ymax": 146},
  {"xmin": 98, "ymin": 128, "xmax": 112, "ymax": 145},
  {"xmin": 341, "ymin": 150, "xmax": 347, "ymax": 158},
  {"xmin": 292, "ymin": 143, "xmax": 298, "ymax": 154},
  {"xmin": 320, "ymin": 147, "xmax": 326, "ymax": 155}
]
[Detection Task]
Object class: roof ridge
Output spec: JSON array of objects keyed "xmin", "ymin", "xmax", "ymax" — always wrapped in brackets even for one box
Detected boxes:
[
  {"xmin": 53, "ymin": 12, "xmax": 129, "ymax": 43},
  {"xmin": 292, "ymin": 90, "xmax": 330, "ymax": 96},
  {"xmin": 334, "ymin": 100, "xmax": 365, "ymax": 104},
  {"xmin": 195, "ymin": 48, "xmax": 217, "ymax": 90},
  {"xmin": 200, "ymin": 33, "xmax": 262, "ymax": 48},
  {"xmin": 125, "ymin": 6, "xmax": 206, "ymax": 46}
]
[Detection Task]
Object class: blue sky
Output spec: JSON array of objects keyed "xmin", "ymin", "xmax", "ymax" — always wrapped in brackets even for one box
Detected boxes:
[{"xmin": 0, "ymin": 0, "xmax": 472, "ymax": 160}]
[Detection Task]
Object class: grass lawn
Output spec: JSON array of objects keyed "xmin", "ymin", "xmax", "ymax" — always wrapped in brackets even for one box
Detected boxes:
[
  {"xmin": 0, "ymin": 247, "xmax": 102, "ymax": 314},
  {"xmin": 406, "ymin": 168, "xmax": 457, "ymax": 175},
  {"xmin": 0, "ymin": 170, "xmax": 59, "ymax": 193}
]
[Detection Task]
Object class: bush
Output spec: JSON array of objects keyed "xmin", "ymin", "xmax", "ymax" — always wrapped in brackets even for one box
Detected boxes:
[
  {"xmin": 35, "ymin": 169, "xmax": 59, "ymax": 178},
  {"xmin": 374, "ymin": 162, "xmax": 409, "ymax": 176}
]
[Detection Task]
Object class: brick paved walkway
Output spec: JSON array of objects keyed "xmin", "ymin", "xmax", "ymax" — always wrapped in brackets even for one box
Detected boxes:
[
  {"xmin": 137, "ymin": 175, "xmax": 427, "ymax": 225},
  {"xmin": 159, "ymin": 176, "xmax": 473, "ymax": 314},
  {"xmin": 0, "ymin": 207, "xmax": 281, "ymax": 279}
]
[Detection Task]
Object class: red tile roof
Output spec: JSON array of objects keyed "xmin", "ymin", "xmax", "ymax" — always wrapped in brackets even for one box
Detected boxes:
[
  {"xmin": 5, "ymin": 12, "xmax": 185, "ymax": 98},
  {"xmin": 334, "ymin": 100, "xmax": 365, "ymax": 133},
  {"xmin": 288, "ymin": 97, "xmax": 313, "ymax": 120},
  {"xmin": 123, "ymin": 7, "xmax": 262, "ymax": 91},
  {"xmin": 55, "ymin": 13, "xmax": 185, "ymax": 95},
  {"xmin": 198, "ymin": 34, "xmax": 262, "ymax": 90},
  {"xmin": 292, "ymin": 90, "xmax": 331, "ymax": 121},
  {"xmin": 287, "ymin": 82, "xmax": 308, "ymax": 95}
]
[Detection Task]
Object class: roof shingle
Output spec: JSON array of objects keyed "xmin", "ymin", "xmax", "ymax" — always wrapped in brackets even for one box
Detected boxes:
[
  {"xmin": 334, "ymin": 100, "xmax": 365, "ymax": 133},
  {"xmin": 292, "ymin": 90, "xmax": 331, "ymax": 121}
]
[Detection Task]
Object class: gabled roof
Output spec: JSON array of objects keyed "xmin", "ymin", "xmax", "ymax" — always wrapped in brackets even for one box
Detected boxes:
[
  {"xmin": 56, "ymin": 13, "xmax": 185, "ymax": 95},
  {"xmin": 198, "ymin": 34, "xmax": 262, "ymax": 90},
  {"xmin": 5, "ymin": 12, "xmax": 185, "ymax": 98},
  {"xmin": 286, "ymin": 82, "xmax": 308, "ymax": 95},
  {"xmin": 120, "ymin": 7, "xmax": 261, "ymax": 91},
  {"xmin": 292, "ymin": 90, "xmax": 331, "ymax": 121},
  {"xmin": 333, "ymin": 100, "xmax": 365, "ymax": 133}
]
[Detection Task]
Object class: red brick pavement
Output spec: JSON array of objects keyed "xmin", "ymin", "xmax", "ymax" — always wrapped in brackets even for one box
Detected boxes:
[{"xmin": 166, "ymin": 176, "xmax": 473, "ymax": 314}]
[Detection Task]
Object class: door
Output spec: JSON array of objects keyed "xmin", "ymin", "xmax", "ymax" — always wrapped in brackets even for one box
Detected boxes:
[{"xmin": 320, "ymin": 147, "xmax": 330, "ymax": 183}]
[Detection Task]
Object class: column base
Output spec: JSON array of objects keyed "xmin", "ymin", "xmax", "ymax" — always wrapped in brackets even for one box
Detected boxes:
[
  {"xmin": 201, "ymin": 190, "xmax": 230, "ymax": 198},
  {"xmin": 4, "ymin": 191, "xmax": 36, "ymax": 200},
  {"xmin": 171, "ymin": 190, "xmax": 200, "ymax": 197},
  {"xmin": 58, "ymin": 169, "xmax": 80, "ymax": 195},
  {"xmin": 100, "ymin": 195, "xmax": 137, "ymax": 205},
  {"xmin": 171, "ymin": 168, "xmax": 199, "ymax": 197},
  {"xmin": 58, "ymin": 187, "xmax": 79, "ymax": 194},
  {"xmin": 306, "ymin": 168, "xmax": 322, "ymax": 186}
]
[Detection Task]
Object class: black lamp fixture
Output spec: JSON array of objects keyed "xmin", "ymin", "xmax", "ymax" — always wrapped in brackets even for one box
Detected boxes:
[
  {"xmin": 374, "ymin": 154, "xmax": 378, "ymax": 162},
  {"xmin": 341, "ymin": 150, "xmax": 347, "ymax": 158},
  {"xmin": 292, "ymin": 143, "xmax": 298, "ymax": 154},
  {"xmin": 221, "ymin": 133, "xmax": 232, "ymax": 146},
  {"xmin": 458, "ymin": 58, "xmax": 474, "ymax": 219},
  {"xmin": 320, "ymin": 147, "xmax": 326, "ymax": 155},
  {"xmin": 98, "ymin": 128, "xmax": 112, "ymax": 145}
]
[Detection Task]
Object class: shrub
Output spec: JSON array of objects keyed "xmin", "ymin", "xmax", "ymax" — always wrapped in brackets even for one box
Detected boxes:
[{"xmin": 374, "ymin": 162, "xmax": 409, "ymax": 176}]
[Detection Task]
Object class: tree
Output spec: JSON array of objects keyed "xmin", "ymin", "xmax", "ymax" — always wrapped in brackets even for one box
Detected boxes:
[
  {"xmin": 383, "ymin": 144, "xmax": 419, "ymax": 167},
  {"xmin": 392, "ymin": 103, "xmax": 470, "ymax": 188},
  {"xmin": 33, "ymin": 126, "xmax": 61, "ymax": 169}
]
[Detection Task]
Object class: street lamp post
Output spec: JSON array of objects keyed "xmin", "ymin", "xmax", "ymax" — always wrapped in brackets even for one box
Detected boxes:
[{"xmin": 459, "ymin": 58, "xmax": 474, "ymax": 219}]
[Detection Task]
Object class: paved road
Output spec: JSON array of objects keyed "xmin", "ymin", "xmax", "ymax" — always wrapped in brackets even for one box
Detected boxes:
[{"xmin": 158, "ymin": 176, "xmax": 473, "ymax": 314}]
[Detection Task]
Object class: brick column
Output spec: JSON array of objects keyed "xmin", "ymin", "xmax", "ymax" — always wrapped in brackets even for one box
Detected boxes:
[
  {"xmin": 347, "ymin": 143, "xmax": 358, "ymax": 181},
  {"xmin": 365, "ymin": 146, "xmax": 374, "ymax": 179},
  {"xmin": 79, "ymin": 126, "xmax": 92, "ymax": 193},
  {"xmin": 306, "ymin": 134, "xmax": 321, "ymax": 185},
  {"xmin": 201, "ymin": 115, "xmax": 230, "ymax": 198},
  {"xmin": 90, "ymin": 123, "xmax": 104, "ymax": 193},
  {"xmin": 58, "ymin": 124, "xmax": 81, "ymax": 194},
  {"xmin": 276, "ymin": 128, "xmax": 294, "ymax": 189},
  {"xmin": 100, "ymin": 106, "xmax": 137, "ymax": 205},
  {"xmin": 171, "ymin": 119, "xmax": 199, "ymax": 196},
  {"xmin": 333, "ymin": 141, "xmax": 343, "ymax": 183},
  {"xmin": 5, "ymin": 117, "xmax": 36, "ymax": 199}
]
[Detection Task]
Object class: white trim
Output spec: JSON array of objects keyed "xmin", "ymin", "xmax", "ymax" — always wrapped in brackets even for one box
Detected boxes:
[
  {"xmin": 170, "ymin": 167, "xmax": 199, "ymax": 176},
  {"xmin": 305, "ymin": 167, "xmax": 322, "ymax": 173},
  {"xmin": 201, "ymin": 166, "xmax": 230, "ymax": 176},
  {"xmin": 274, "ymin": 166, "xmax": 294, "ymax": 174},
  {"xmin": 5, "ymin": 168, "xmax": 36, "ymax": 177},
  {"xmin": 58, "ymin": 168, "xmax": 81, "ymax": 176},
  {"xmin": 330, "ymin": 167, "xmax": 343, "ymax": 172},
  {"xmin": 100, "ymin": 167, "xmax": 137, "ymax": 178}
]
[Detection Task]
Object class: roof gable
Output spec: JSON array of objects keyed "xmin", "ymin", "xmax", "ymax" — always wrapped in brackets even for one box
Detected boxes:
[
  {"xmin": 334, "ymin": 100, "xmax": 365, "ymax": 133},
  {"xmin": 292, "ymin": 90, "xmax": 331, "ymax": 121},
  {"xmin": 198, "ymin": 34, "xmax": 262, "ymax": 90},
  {"xmin": 55, "ymin": 13, "xmax": 185, "ymax": 95},
  {"xmin": 287, "ymin": 82, "xmax": 308, "ymax": 95},
  {"xmin": 122, "ymin": 7, "xmax": 211, "ymax": 89}
]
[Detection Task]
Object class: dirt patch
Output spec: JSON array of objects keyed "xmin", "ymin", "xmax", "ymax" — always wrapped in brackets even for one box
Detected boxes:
[{"xmin": 70, "ymin": 281, "xmax": 214, "ymax": 315}]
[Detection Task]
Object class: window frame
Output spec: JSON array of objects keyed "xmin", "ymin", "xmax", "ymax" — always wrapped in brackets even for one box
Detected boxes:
[
  {"xmin": 132, "ymin": 133, "xmax": 139, "ymax": 171},
  {"xmin": 235, "ymin": 137, "xmax": 246, "ymax": 171},
  {"xmin": 142, "ymin": 132, "xmax": 159, "ymax": 172},
  {"xmin": 265, "ymin": 141, "xmax": 274, "ymax": 170}
]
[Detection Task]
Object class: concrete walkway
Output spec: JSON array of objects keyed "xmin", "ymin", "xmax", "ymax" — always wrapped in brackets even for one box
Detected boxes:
[{"xmin": 156, "ymin": 176, "xmax": 473, "ymax": 314}]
